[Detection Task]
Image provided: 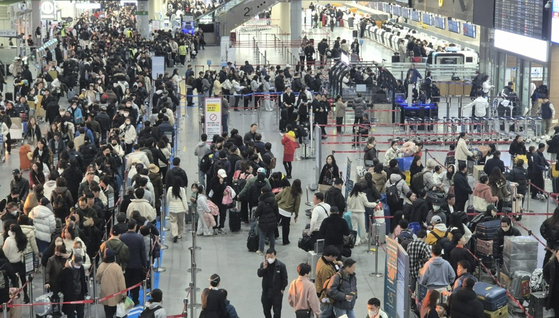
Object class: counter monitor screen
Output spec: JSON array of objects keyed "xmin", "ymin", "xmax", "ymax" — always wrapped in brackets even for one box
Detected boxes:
[
  {"xmin": 422, "ymin": 13, "xmax": 432, "ymax": 25},
  {"xmin": 463, "ymin": 23, "xmax": 476, "ymax": 38},
  {"xmin": 434, "ymin": 17, "xmax": 446, "ymax": 30},
  {"xmin": 411, "ymin": 10, "xmax": 421, "ymax": 22},
  {"xmin": 401, "ymin": 7, "xmax": 410, "ymax": 19},
  {"xmin": 448, "ymin": 20, "xmax": 460, "ymax": 33},
  {"xmin": 392, "ymin": 6, "xmax": 401, "ymax": 16}
]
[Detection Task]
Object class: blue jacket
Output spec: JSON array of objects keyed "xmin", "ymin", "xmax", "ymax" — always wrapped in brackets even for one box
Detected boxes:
[
  {"xmin": 225, "ymin": 300, "xmax": 239, "ymax": 318},
  {"xmin": 407, "ymin": 68, "xmax": 422, "ymax": 84},
  {"xmin": 120, "ymin": 231, "xmax": 147, "ymax": 269}
]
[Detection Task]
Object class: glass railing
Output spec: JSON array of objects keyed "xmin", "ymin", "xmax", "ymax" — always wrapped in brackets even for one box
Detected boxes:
[{"xmin": 196, "ymin": 0, "xmax": 244, "ymax": 22}]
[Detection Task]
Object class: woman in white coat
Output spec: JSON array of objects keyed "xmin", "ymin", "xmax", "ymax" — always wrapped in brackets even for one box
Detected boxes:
[
  {"xmin": 167, "ymin": 177, "xmax": 190, "ymax": 243},
  {"xmin": 346, "ymin": 183, "xmax": 378, "ymax": 246},
  {"xmin": 195, "ymin": 184, "xmax": 214, "ymax": 236},
  {"xmin": 18, "ymin": 215, "xmax": 39, "ymax": 257},
  {"xmin": 3, "ymin": 224, "xmax": 30, "ymax": 302},
  {"xmin": 28, "ymin": 197, "xmax": 56, "ymax": 253}
]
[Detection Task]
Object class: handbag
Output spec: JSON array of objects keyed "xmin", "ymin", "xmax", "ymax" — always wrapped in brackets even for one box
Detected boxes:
[
  {"xmin": 295, "ymin": 309, "xmax": 312, "ymax": 318},
  {"xmin": 318, "ymin": 184, "xmax": 331, "ymax": 194}
]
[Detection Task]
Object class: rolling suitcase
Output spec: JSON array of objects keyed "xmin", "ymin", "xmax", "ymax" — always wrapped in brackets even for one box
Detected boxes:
[
  {"xmin": 247, "ymin": 230, "xmax": 259, "ymax": 251},
  {"xmin": 473, "ymin": 282, "xmax": 508, "ymax": 311},
  {"xmin": 476, "ymin": 220, "xmax": 501, "ymax": 240},
  {"xmin": 528, "ymin": 291, "xmax": 546, "ymax": 318},
  {"xmin": 508, "ymin": 270, "xmax": 531, "ymax": 299},
  {"xmin": 229, "ymin": 208, "xmax": 241, "ymax": 232},
  {"xmin": 476, "ymin": 239, "xmax": 493, "ymax": 256},
  {"xmin": 308, "ymin": 251, "xmax": 319, "ymax": 281},
  {"xmin": 483, "ymin": 304, "xmax": 508, "ymax": 318},
  {"xmin": 352, "ymin": 30, "xmax": 358, "ymax": 38}
]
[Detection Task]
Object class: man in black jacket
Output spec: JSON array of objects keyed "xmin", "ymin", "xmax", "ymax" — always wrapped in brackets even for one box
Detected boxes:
[
  {"xmin": 449, "ymin": 278, "xmax": 484, "ymax": 318},
  {"xmin": 120, "ymin": 219, "xmax": 147, "ymax": 306},
  {"xmin": 317, "ymin": 39, "xmax": 329, "ymax": 67},
  {"xmin": 53, "ymin": 253, "xmax": 88, "ymax": 318},
  {"xmin": 483, "ymin": 150, "xmax": 505, "ymax": 175},
  {"xmin": 164, "ymin": 157, "xmax": 188, "ymax": 189},
  {"xmin": 257, "ymin": 248, "xmax": 288, "ymax": 318},
  {"xmin": 493, "ymin": 217, "xmax": 521, "ymax": 264},
  {"xmin": 324, "ymin": 178, "xmax": 346, "ymax": 214},
  {"xmin": 453, "ymin": 163, "xmax": 472, "ymax": 212},
  {"xmin": 319, "ymin": 206, "xmax": 350, "ymax": 253}
]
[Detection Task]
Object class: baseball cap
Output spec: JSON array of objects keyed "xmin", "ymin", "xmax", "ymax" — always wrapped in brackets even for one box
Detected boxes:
[
  {"xmin": 12, "ymin": 169, "xmax": 20, "ymax": 175},
  {"xmin": 431, "ymin": 215, "xmax": 443, "ymax": 224},
  {"xmin": 257, "ymin": 167, "xmax": 266, "ymax": 174},
  {"xmin": 217, "ymin": 169, "xmax": 227, "ymax": 178}
]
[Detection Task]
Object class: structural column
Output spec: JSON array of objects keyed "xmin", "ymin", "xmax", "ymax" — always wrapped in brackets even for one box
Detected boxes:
[
  {"xmin": 290, "ymin": 0, "xmax": 302, "ymax": 41},
  {"xmin": 548, "ymin": 44, "xmax": 559, "ymax": 121},
  {"xmin": 31, "ymin": 1, "xmax": 42, "ymax": 41},
  {"xmin": 136, "ymin": 0, "xmax": 150, "ymax": 39}
]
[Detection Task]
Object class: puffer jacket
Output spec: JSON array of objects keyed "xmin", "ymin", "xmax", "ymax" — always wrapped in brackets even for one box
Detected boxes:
[
  {"xmin": 507, "ymin": 166, "xmax": 527, "ymax": 194},
  {"xmin": 386, "ymin": 173, "xmax": 410, "ymax": 200},
  {"xmin": 372, "ymin": 171, "xmax": 387, "ymax": 194},
  {"xmin": 166, "ymin": 186, "xmax": 189, "ymax": 213},
  {"xmin": 327, "ymin": 270, "xmax": 357, "ymax": 310},
  {"xmin": 489, "ymin": 178, "xmax": 510, "ymax": 200},
  {"xmin": 472, "ymin": 183, "xmax": 498, "ymax": 211},
  {"xmin": 28, "ymin": 205, "xmax": 56, "ymax": 243},
  {"xmin": 20, "ymin": 225, "xmax": 39, "ymax": 255},
  {"xmin": 450, "ymin": 288, "xmax": 485, "ymax": 318},
  {"xmin": 249, "ymin": 178, "xmax": 268, "ymax": 207},
  {"xmin": 255, "ymin": 192, "xmax": 279, "ymax": 232},
  {"xmin": 352, "ymin": 97, "xmax": 367, "ymax": 117}
]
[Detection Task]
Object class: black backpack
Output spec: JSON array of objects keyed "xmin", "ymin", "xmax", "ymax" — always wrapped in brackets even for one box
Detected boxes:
[
  {"xmin": 431, "ymin": 229, "xmax": 454, "ymax": 260},
  {"xmin": 397, "ymin": 229, "xmax": 414, "ymax": 251},
  {"xmin": 139, "ymin": 305, "xmax": 162, "ymax": 318},
  {"xmin": 386, "ymin": 180, "xmax": 400, "ymax": 206},
  {"xmin": 411, "ymin": 171, "xmax": 427, "ymax": 193},
  {"xmin": 199, "ymin": 153, "xmax": 213, "ymax": 174}
]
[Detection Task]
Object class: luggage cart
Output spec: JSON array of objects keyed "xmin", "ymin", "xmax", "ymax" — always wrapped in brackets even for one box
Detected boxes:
[{"xmin": 530, "ymin": 116, "xmax": 543, "ymax": 142}]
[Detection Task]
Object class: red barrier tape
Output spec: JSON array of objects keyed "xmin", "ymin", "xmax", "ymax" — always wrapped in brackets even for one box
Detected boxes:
[
  {"xmin": 98, "ymin": 281, "xmax": 144, "ymax": 303},
  {"xmin": 465, "ymin": 249, "xmax": 533, "ymax": 318},
  {"xmin": 375, "ymin": 237, "xmax": 387, "ymax": 253},
  {"xmin": 509, "ymin": 218, "xmax": 555, "ymax": 254},
  {"xmin": 528, "ymin": 181, "xmax": 559, "ymax": 205},
  {"xmin": 7, "ymin": 265, "xmax": 42, "ymax": 304}
]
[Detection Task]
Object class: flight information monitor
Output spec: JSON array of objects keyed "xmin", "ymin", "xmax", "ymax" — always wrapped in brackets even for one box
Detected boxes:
[
  {"xmin": 448, "ymin": 20, "xmax": 460, "ymax": 33},
  {"xmin": 495, "ymin": 0, "xmax": 543, "ymax": 39}
]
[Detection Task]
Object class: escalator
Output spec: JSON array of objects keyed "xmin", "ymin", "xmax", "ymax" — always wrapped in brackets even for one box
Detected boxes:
[{"xmin": 195, "ymin": 0, "xmax": 284, "ymax": 36}]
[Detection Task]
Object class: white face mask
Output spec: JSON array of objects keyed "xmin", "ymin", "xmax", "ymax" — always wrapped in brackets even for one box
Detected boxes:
[
  {"xmin": 8, "ymin": 231, "xmax": 14, "ymax": 237},
  {"xmin": 433, "ymin": 205, "xmax": 440, "ymax": 212},
  {"xmin": 267, "ymin": 258, "xmax": 275, "ymax": 264},
  {"xmin": 368, "ymin": 309, "xmax": 378, "ymax": 317}
]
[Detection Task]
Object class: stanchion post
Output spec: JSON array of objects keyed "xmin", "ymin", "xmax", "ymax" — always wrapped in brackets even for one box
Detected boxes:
[
  {"xmin": 2, "ymin": 303, "xmax": 6, "ymax": 318},
  {"xmin": 547, "ymin": 192, "xmax": 550, "ymax": 213},
  {"xmin": 95, "ymin": 297, "xmax": 100, "ymax": 318},
  {"xmin": 29, "ymin": 275, "xmax": 34, "ymax": 317},
  {"xmin": 143, "ymin": 280, "xmax": 148, "ymax": 306},
  {"xmin": 160, "ymin": 190, "xmax": 169, "ymax": 250},
  {"xmin": 366, "ymin": 218, "xmax": 373, "ymax": 254},
  {"xmin": 368, "ymin": 235, "xmax": 383, "ymax": 278},
  {"xmin": 527, "ymin": 183, "xmax": 531, "ymax": 212}
]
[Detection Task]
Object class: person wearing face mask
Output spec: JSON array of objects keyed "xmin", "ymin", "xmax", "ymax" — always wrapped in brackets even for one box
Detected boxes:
[
  {"xmin": 257, "ymin": 248, "xmax": 288, "ymax": 318},
  {"xmin": 1, "ymin": 202, "xmax": 19, "ymax": 240},
  {"xmin": 3, "ymin": 224, "xmax": 30, "ymax": 303},
  {"xmin": 52, "ymin": 253, "xmax": 88, "ymax": 318},
  {"xmin": 383, "ymin": 141, "xmax": 399, "ymax": 167},
  {"xmin": 493, "ymin": 216, "xmax": 521, "ymax": 266},
  {"xmin": 315, "ymin": 246, "xmax": 342, "ymax": 317},
  {"xmin": 45, "ymin": 244, "xmax": 69, "ymax": 291},
  {"xmin": 425, "ymin": 216, "xmax": 453, "ymax": 246},
  {"xmin": 10, "ymin": 169, "xmax": 30, "ymax": 203},
  {"xmin": 363, "ymin": 137, "xmax": 378, "ymax": 167},
  {"xmin": 366, "ymin": 298, "xmax": 388, "ymax": 318},
  {"xmin": 119, "ymin": 115, "xmax": 136, "ymax": 154},
  {"xmin": 425, "ymin": 201, "xmax": 447, "ymax": 227}
]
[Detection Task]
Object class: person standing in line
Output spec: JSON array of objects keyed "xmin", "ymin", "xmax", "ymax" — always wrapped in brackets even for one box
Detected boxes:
[
  {"xmin": 543, "ymin": 247, "xmax": 559, "ymax": 317},
  {"xmin": 195, "ymin": 134, "xmax": 210, "ymax": 186},
  {"xmin": 540, "ymin": 95, "xmax": 555, "ymax": 135},
  {"xmin": 275, "ymin": 179, "xmax": 302, "ymax": 246},
  {"xmin": 315, "ymin": 246, "xmax": 342, "ymax": 318},
  {"xmin": 119, "ymin": 219, "xmax": 147, "ymax": 306},
  {"xmin": 281, "ymin": 131, "xmax": 296, "ymax": 179},
  {"xmin": 96, "ymin": 248, "xmax": 126, "ymax": 318},
  {"xmin": 453, "ymin": 163, "xmax": 472, "ymax": 212},
  {"xmin": 141, "ymin": 289, "xmax": 166, "ymax": 318},
  {"xmin": 255, "ymin": 186, "xmax": 280, "ymax": 254},
  {"xmin": 287, "ymin": 263, "xmax": 321, "ymax": 318},
  {"xmin": 334, "ymin": 96, "xmax": 347, "ymax": 135},
  {"xmin": 257, "ymin": 248, "xmax": 288, "ymax": 318},
  {"xmin": 53, "ymin": 253, "xmax": 87, "ymax": 318},
  {"xmin": 327, "ymin": 258, "xmax": 358, "ymax": 318},
  {"xmin": 166, "ymin": 177, "xmax": 189, "ymax": 243},
  {"xmin": 455, "ymin": 132, "xmax": 473, "ymax": 168}
]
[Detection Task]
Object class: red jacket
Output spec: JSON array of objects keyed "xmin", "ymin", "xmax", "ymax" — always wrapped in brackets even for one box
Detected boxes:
[{"xmin": 282, "ymin": 135, "xmax": 296, "ymax": 155}]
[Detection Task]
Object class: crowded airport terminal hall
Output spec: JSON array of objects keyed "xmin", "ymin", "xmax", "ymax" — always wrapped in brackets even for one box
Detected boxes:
[{"xmin": 0, "ymin": 0, "xmax": 558, "ymax": 317}]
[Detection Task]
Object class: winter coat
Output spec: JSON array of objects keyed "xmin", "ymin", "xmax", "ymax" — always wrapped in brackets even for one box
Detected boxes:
[
  {"xmin": 352, "ymin": 97, "xmax": 367, "ymax": 117},
  {"xmin": 455, "ymin": 138, "xmax": 473, "ymax": 162},
  {"xmin": 425, "ymin": 224, "xmax": 453, "ymax": 245},
  {"xmin": 324, "ymin": 186, "xmax": 346, "ymax": 214},
  {"xmin": 363, "ymin": 146, "xmax": 378, "ymax": 166},
  {"xmin": 97, "ymin": 262, "xmax": 127, "ymax": 306},
  {"xmin": 275, "ymin": 187, "xmax": 302, "ymax": 218},
  {"xmin": 287, "ymin": 276, "xmax": 321, "ymax": 315},
  {"xmin": 319, "ymin": 164, "xmax": 339, "ymax": 185},
  {"xmin": 166, "ymin": 186, "xmax": 189, "ymax": 213},
  {"xmin": 3, "ymin": 235, "xmax": 24, "ymax": 263},
  {"xmin": 372, "ymin": 171, "xmax": 387, "ymax": 193},
  {"xmin": 384, "ymin": 147, "xmax": 398, "ymax": 166},
  {"xmin": 493, "ymin": 227, "xmax": 521, "ymax": 261},
  {"xmin": 53, "ymin": 265, "xmax": 88, "ymax": 301},
  {"xmin": 543, "ymin": 257, "xmax": 558, "ymax": 310},
  {"xmin": 126, "ymin": 198, "xmax": 156, "ymax": 222},
  {"xmin": 547, "ymin": 134, "xmax": 559, "ymax": 154},
  {"xmin": 473, "ymin": 183, "xmax": 498, "ymax": 211},
  {"xmin": 45, "ymin": 255, "xmax": 66, "ymax": 286},
  {"xmin": 28, "ymin": 205, "xmax": 56, "ymax": 243},
  {"xmin": 508, "ymin": 166, "xmax": 527, "ymax": 194},
  {"xmin": 255, "ymin": 192, "xmax": 279, "ymax": 232},
  {"xmin": 20, "ymin": 226, "xmax": 39, "ymax": 257},
  {"xmin": 347, "ymin": 192, "xmax": 377, "ymax": 213},
  {"xmin": 319, "ymin": 214, "xmax": 350, "ymax": 248},
  {"xmin": 449, "ymin": 288, "xmax": 485, "ymax": 318},
  {"xmin": 281, "ymin": 134, "xmax": 296, "ymax": 162},
  {"xmin": 484, "ymin": 157, "xmax": 505, "ymax": 175},
  {"xmin": 327, "ymin": 270, "xmax": 357, "ymax": 310}
]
